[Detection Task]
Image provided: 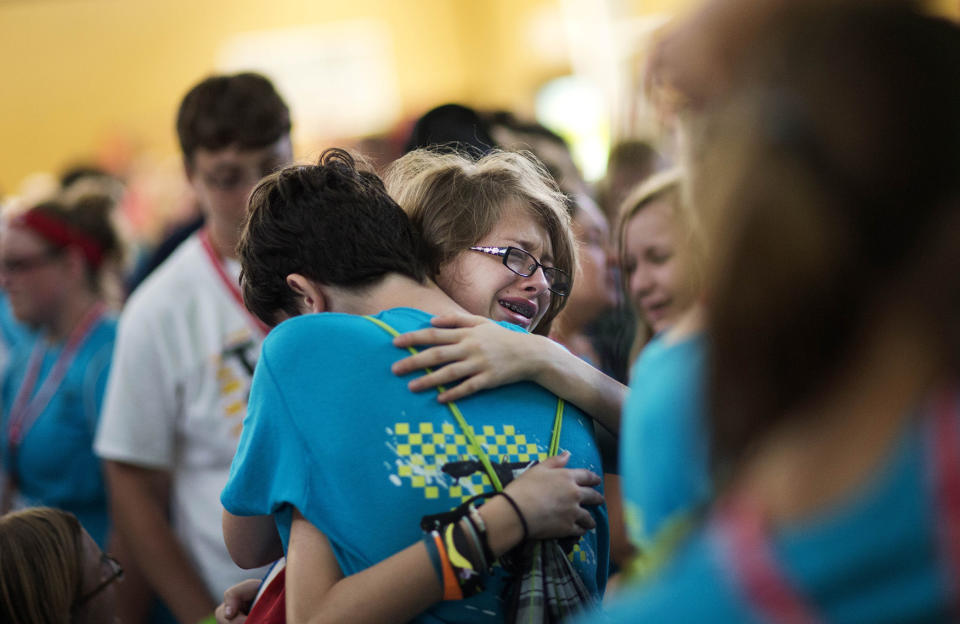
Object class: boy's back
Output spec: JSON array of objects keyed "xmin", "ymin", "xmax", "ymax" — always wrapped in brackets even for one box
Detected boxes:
[{"xmin": 223, "ymin": 307, "xmax": 609, "ymax": 622}]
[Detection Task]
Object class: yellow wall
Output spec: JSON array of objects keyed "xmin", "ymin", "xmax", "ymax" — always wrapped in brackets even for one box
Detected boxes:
[
  {"xmin": 9, "ymin": 0, "xmax": 949, "ymax": 196},
  {"xmin": 0, "ymin": 0, "xmax": 579, "ymax": 194}
]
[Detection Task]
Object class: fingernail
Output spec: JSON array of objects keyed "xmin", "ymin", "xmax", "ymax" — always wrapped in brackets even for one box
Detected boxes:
[{"xmin": 225, "ymin": 606, "xmax": 235, "ymax": 617}]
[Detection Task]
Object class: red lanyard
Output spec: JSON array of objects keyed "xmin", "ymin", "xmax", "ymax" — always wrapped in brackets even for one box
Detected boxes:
[
  {"xmin": 198, "ymin": 229, "xmax": 270, "ymax": 338},
  {"xmin": 714, "ymin": 389, "xmax": 960, "ymax": 623},
  {"xmin": 713, "ymin": 497, "xmax": 820, "ymax": 623},
  {"xmin": 6, "ymin": 303, "xmax": 105, "ymax": 449}
]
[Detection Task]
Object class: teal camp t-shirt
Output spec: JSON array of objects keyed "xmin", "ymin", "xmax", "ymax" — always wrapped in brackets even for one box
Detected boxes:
[
  {"xmin": 222, "ymin": 308, "xmax": 609, "ymax": 622},
  {"xmin": 621, "ymin": 331, "xmax": 710, "ymax": 551},
  {"xmin": 2, "ymin": 316, "xmax": 116, "ymax": 546},
  {"xmin": 582, "ymin": 393, "xmax": 960, "ymax": 623}
]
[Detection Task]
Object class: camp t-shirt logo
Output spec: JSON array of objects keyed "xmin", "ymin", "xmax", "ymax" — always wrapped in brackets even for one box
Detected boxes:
[
  {"xmin": 386, "ymin": 421, "xmax": 590, "ymax": 564},
  {"xmin": 216, "ymin": 330, "xmax": 258, "ymax": 436}
]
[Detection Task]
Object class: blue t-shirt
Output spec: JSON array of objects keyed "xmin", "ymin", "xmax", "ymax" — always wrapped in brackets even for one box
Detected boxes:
[
  {"xmin": 222, "ymin": 308, "xmax": 609, "ymax": 623},
  {"xmin": 620, "ymin": 332, "xmax": 709, "ymax": 553},
  {"xmin": 0, "ymin": 292, "xmax": 32, "ymax": 351},
  {"xmin": 1, "ymin": 316, "xmax": 116, "ymax": 546},
  {"xmin": 583, "ymin": 398, "xmax": 959, "ymax": 623}
]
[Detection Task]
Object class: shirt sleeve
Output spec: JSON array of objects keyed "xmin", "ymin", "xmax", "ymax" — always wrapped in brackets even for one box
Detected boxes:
[{"xmin": 221, "ymin": 343, "xmax": 310, "ymax": 521}]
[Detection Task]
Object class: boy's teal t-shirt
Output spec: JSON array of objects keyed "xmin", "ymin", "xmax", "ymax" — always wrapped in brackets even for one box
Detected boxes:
[{"xmin": 222, "ymin": 308, "xmax": 609, "ymax": 623}]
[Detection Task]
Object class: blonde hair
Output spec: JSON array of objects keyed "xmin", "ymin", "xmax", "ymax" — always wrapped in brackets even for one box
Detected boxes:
[
  {"xmin": 0, "ymin": 508, "xmax": 84, "ymax": 624},
  {"xmin": 618, "ymin": 166, "xmax": 706, "ymax": 358},
  {"xmin": 385, "ymin": 149, "xmax": 577, "ymax": 335}
]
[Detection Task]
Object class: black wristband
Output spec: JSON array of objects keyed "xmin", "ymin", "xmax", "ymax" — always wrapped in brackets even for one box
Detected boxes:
[{"xmin": 496, "ymin": 491, "xmax": 529, "ymax": 542}]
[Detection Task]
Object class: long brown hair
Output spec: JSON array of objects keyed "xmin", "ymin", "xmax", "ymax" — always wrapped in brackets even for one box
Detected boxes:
[
  {"xmin": 0, "ymin": 508, "xmax": 84, "ymax": 624},
  {"xmin": 704, "ymin": 2, "xmax": 960, "ymax": 480}
]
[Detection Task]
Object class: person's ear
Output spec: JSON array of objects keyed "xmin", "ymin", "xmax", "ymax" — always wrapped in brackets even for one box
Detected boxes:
[{"xmin": 286, "ymin": 274, "xmax": 327, "ymax": 314}]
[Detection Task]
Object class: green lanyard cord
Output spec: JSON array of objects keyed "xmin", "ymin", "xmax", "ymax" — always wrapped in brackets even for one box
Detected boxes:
[
  {"xmin": 363, "ymin": 315, "xmax": 565, "ymax": 493},
  {"xmin": 548, "ymin": 398, "xmax": 564, "ymax": 457}
]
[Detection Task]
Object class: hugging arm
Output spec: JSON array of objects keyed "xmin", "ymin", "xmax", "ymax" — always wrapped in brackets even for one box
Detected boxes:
[
  {"xmin": 286, "ymin": 453, "xmax": 602, "ymax": 624},
  {"xmin": 392, "ymin": 314, "xmax": 625, "ymax": 434}
]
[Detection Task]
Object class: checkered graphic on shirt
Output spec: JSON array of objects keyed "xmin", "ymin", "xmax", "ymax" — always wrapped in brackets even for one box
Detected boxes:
[
  {"xmin": 391, "ymin": 421, "xmax": 593, "ymax": 564},
  {"xmin": 392, "ymin": 421, "xmax": 548, "ymax": 502}
]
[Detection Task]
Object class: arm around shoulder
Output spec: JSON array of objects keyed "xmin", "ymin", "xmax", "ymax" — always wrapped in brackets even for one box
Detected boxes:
[{"xmin": 391, "ymin": 314, "xmax": 625, "ymax": 433}]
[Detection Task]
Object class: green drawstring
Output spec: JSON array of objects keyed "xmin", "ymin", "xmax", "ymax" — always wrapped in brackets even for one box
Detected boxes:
[{"xmin": 363, "ymin": 315, "xmax": 565, "ymax": 494}]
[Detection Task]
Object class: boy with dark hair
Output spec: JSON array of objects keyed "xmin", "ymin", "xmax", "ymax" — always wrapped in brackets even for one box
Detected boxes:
[
  {"xmin": 221, "ymin": 149, "xmax": 608, "ymax": 623},
  {"xmin": 94, "ymin": 72, "xmax": 293, "ymax": 623},
  {"xmin": 237, "ymin": 151, "xmax": 425, "ymax": 326}
]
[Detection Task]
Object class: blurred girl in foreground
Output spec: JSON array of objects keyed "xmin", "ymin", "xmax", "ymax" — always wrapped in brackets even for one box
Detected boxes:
[{"xmin": 595, "ymin": 2, "xmax": 960, "ymax": 620}]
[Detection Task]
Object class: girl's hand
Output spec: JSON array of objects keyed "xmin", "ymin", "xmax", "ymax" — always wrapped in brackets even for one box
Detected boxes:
[
  {"xmin": 502, "ymin": 452, "xmax": 604, "ymax": 540},
  {"xmin": 391, "ymin": 314, "xmax": 547, "ymax": 402},
  {"xmin": 215, "ymin": 578, "xmax": 260, "ymax": 624}
]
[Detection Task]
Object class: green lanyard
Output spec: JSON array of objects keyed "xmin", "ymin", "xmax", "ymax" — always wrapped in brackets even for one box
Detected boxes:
[{"xmin": 363, "ymin": 315, "xmax": 565, "ymax": 492}]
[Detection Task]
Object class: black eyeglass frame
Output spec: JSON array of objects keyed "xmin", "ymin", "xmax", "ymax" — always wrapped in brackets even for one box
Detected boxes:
[
  {"xmin": 469, "ymin": 245, "xmax": 571, "ymax": 296},
  {"xmin": 73, "ymin": 553, "xmax": 124, "ymax": 610}
]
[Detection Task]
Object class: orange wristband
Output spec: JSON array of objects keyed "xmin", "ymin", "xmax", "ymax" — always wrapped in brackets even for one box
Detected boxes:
[{"xmin": 434, "ymin": 532, "xmax": 463, "ymax": 601}]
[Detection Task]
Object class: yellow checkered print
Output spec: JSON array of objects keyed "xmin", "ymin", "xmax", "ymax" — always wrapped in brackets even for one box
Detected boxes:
[{"xmin": 391, "ymin": 421, "xmax": 548, "ymax": 502}]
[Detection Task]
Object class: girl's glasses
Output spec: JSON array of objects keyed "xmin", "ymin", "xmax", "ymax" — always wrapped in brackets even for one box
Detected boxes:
[
  {"xmin": 470, "ymin": 246, "xmax": 571, "ymax": 296},
  {"xmin": 73, "ymin": 553, "xmax": 124, "ymax": 610}
]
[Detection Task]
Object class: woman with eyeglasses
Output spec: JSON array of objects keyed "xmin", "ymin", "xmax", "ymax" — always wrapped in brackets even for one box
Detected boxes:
[
  {"xmin": 0, "ymin": 193, "xmax": 121, "ymax": 550},
  {"xmin": 384, "ymin": 148, "xmax": 626, "ymax": 437},
  {"xmin": 0, "ymin": 506, "xmax": 123, "ymax": 624}
]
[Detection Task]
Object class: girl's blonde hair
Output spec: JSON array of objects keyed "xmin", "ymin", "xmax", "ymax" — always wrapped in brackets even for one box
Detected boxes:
[
  {"xmin": 385, "ymin": 148, "xmax": 577, "ymax": 335},
  {"xmin": 618, "ymin": 167, "xmax": 706, "ymax": 358}
]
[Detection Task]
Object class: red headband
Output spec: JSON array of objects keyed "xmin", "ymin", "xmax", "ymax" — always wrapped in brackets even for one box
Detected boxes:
[{"xmin": 10, "ymin": 210, "xmax": 105, "ymax": 269}]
